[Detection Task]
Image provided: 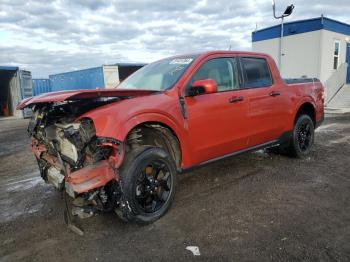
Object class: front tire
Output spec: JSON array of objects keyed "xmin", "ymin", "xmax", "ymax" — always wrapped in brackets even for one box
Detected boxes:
[{"xmin": 116, "ymin": 146, "xmax": 177, "ymax": 224}]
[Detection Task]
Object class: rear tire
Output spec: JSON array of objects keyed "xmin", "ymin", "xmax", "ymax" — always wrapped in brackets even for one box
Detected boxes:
[
  {"xmin": 286, "ymin": 114, "xmax": 315, "ymax": 158},
  {"xmin": 116, "ymin": 146, "xmax": 177, "ymax": 224}
]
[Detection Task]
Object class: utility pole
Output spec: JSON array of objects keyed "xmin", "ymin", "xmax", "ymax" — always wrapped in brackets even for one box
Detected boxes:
[{"xmin": 272, "ymin": 0, "xmax": 295, "ymax": 74}]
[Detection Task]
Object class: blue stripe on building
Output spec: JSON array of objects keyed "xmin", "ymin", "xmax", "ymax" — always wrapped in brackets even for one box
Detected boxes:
[{"xmin": 252, "ymin": 16, "xmax": 350, "ymax": 42}]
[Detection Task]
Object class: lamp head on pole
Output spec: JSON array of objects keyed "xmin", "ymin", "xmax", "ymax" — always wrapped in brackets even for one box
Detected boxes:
[
  {"xmin": 272, "ymin": 1, "xmax": 295, "ymax": 19},
  {"xmin": 283, "ymin": 4, "xmax": 295, "ymax": 17}
]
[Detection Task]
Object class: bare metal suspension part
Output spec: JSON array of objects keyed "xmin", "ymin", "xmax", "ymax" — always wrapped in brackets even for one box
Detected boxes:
[
  {"xmin": 127, "ymin": 128, "xmax": 143, "ymax": 146},
  {"xmin": 52, "ymin": 140, "xmax": 85, "ymax": 236},
  {"xmin": 99, "ymin": 188, "xmax": 108, "ymax": 204}
]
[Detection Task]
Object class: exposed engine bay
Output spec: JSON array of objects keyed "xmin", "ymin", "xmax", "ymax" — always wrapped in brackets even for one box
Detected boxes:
[{"xmin": 28, "ymin": 98, "xmax": 127, "ymax": 223}]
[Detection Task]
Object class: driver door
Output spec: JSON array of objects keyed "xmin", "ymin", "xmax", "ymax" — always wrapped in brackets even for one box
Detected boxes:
[{"xmin": 184, "ymin": 57, "xmax": 250, "ymax": 165}]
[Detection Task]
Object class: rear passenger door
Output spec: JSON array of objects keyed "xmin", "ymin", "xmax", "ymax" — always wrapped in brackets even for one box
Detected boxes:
[{"xmin": 239, "ymin": 57, "xmax": 287, "ymax": 146}]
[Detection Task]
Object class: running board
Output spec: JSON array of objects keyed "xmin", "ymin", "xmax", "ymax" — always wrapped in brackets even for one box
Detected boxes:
[
  {"xmin": 181, "ymin": 139, "xmax": 280, "ymax": 174},
  {"xmin": 200, "ymin": 140, "xmax": 279, "ymax": 166}
]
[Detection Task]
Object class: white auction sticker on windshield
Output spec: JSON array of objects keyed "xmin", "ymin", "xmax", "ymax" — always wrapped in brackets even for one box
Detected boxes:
[{"xmin": 169, "ymin": 58, "xmax": 193, "ymax": 65}]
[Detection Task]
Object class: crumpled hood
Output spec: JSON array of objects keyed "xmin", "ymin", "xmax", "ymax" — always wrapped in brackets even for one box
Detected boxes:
[{"xmin": 16, "ymin": 89, "xmax": 158, "ymax": 109}]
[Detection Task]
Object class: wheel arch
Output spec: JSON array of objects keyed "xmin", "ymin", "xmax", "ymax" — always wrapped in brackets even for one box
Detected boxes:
[
  {"xmin": 294, "ymin": 101, "xmax": 316, "ymax": 127},
  {"xmin": 121, "ymin": 115, "xmax": 185, "ymax": 170}
]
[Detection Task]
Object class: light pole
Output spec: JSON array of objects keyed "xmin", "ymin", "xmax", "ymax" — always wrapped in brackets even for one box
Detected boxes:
[{"xmin": 272, "ymin": 0, "xmax": 295, "ymax": 73}]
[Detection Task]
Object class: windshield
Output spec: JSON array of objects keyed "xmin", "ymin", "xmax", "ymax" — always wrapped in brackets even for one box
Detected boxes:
[{"xmin": 118, "ymin": 56, "xmax": 197, "ymax": 91}]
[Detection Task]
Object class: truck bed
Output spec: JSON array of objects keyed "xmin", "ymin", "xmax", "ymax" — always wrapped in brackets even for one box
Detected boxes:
[{"xmin": 283, "ymin": 78, "xmax": 320, "ymax": 84}]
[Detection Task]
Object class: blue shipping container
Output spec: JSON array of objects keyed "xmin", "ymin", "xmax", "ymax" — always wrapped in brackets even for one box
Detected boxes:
[
  {"xmin": 32, "ymin": 64, "xmax": 145, "ymax": 94},
  {"xmin": 32, "ymin": 79, "xmax": 51, "ymax": 96},
  {"xmin": 49, "ymin": 67, "xmax": 104, "ymax": 92}
]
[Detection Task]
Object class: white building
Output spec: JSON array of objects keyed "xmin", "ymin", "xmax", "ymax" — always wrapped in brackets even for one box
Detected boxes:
[{"xmin": 252, "ymin": 16, "xmax": 350, "ymax": 106}]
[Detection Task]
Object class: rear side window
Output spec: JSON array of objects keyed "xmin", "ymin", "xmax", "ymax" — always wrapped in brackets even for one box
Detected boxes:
[{"xmin": 241, "ymin": 58, "xmax": 272, "ymax": 88}]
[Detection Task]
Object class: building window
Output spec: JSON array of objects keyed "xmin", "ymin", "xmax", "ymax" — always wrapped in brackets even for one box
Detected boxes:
[{"xmin": 333, "ymin": 40, "xmax": 340, "ymax": 70}]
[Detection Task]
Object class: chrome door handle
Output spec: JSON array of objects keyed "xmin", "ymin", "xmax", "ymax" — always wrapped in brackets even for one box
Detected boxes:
[{"xmin": 229, "ymin": 96, "xmax": 244, "ymax": 103}]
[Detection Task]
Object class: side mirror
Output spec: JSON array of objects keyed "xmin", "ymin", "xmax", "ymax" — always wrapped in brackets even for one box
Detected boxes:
[{"xmin": 188, "ymin": 79, "xmax": 218, "ymax": 96}]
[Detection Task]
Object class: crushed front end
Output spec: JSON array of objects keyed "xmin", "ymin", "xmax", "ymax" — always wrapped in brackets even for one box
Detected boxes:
[{"xmin": 27, "ymin": 100, "xmax": 126, "ymax": 219}]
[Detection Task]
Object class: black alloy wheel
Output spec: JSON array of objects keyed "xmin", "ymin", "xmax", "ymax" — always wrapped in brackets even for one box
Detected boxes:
[
  {"xmin": 117, "ymin": 146, "xmax": 176, "ymax": 224},
  {"xmin": 297, "ymin": 121, "xmax": 313, "ymax": 152},
  {"xmin": 288, "ymin": 114, "xmax": 315, "ymax": 157},
  {"xmin": 135, "ymin": 160, "xmax": 172, "ymax": 214}
]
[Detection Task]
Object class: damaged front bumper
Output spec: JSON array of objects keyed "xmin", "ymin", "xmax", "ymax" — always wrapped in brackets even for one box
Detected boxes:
[
  {"xmin": 65, "ymin": 160, "xmax": 117, "ymax": 198},
  {"xmin": 32, "ymin": 136, "xmax": 124, "ymax": 199}
]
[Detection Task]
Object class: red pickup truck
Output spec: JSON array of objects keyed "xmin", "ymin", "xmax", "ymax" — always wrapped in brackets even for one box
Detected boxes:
[{"xmin": 18, "ymin": 51, "xmax": 324, "ymax": 224}]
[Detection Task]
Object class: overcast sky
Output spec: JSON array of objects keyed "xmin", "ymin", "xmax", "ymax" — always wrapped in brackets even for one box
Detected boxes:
[{"xmin": 0, "ymin": 0, "xmax": 349, "ymax": 78}]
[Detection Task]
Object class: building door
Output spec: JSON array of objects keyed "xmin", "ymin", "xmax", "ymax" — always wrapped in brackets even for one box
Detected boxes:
[
  {"xmin": 346, "ymin": 43, "xmax": 350, "ymax": 84},
  {"xmin": 19, "ymin": 70, "xmax": 33, "ymax": 118}
]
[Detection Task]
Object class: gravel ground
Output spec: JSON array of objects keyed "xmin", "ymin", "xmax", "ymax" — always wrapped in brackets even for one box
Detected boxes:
[{"xmin": 0, "ymin": 114, "xmax": 349, "ymax": 262}]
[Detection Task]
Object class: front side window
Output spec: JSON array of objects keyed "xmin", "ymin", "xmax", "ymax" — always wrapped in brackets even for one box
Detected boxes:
[
  {"xmin": 241, "ymin": 57, "xmax": 272, "ymax": 88},
  {"xmin": 333, "ymin": 41, "xmax": 340, "ymax": 70},
  {"xmin": 118, "ymin": 56, "xmax": 197, "ymax": 91},
  {"xmin": 188, "ymin": 58, "xmax": 239, "ymax": 92}
]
